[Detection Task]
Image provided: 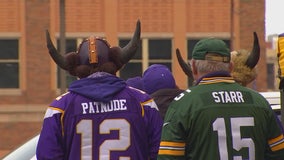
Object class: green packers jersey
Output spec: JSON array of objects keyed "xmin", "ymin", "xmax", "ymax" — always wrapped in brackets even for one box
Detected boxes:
[{"xmin": 158, "ymin": 76, "xmax": 284, "ymax": 160}]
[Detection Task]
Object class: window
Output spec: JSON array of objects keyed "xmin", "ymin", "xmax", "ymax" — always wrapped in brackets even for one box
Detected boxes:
[
  {"xmin": 149, "ymin": 39, "xmax": 172, "ymax": 70},
  {"xmin": 0, "ymin": 39, "xmax": 19, "ymax": 88},
  {"xmin": 119, "ymin": 38, "xmax": 172, "ymax": 80},
  {"xmin": 149, "ymin": 39, "xmax": 171, "ymax": 59}
]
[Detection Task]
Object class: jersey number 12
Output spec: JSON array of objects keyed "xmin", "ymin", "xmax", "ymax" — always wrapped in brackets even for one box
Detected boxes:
[{"xmin": 77, "ymin": 119, "xmax": 130, "ymax": 160}]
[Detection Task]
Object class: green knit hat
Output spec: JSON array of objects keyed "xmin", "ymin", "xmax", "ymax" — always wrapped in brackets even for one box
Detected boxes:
[{"xmin": 192, "ymin": 38, "xmax": 230, "ymax": 63}]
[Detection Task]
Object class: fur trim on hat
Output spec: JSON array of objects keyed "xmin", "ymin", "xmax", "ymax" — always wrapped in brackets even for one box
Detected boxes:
[
  {"xmin": 64, "ymin": 48, "xmax": 122, "ymax": 78},
  {"xmin": 231, "ymin": 50, "xmax": 257, "ymax": 86}
]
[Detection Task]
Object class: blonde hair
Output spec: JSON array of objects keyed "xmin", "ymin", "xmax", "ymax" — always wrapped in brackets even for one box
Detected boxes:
[{"xmin": 231, "ymin": 50, "xmax": 257, "ymax": 86}]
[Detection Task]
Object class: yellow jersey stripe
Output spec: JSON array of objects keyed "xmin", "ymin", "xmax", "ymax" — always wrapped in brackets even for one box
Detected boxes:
[
  {"xmin": 160, "ymin": 141, "xmax": 186, "ymax": 147},
  {"xmin": 158, "ymin": 149, "xmax": 184, "ymax": 156},
  {"xmin": 269, "ymin": 134, "xmax": 284, "ymax": 144},
  {"xmin": 159, "ymin": 141, "xmax": 185, "ymax": 156},
  {"xmin": 269, "ymin": 134, "xmax": 284, "ymax": 151},
  {"xmin": 271, "ymin": 141, "xmax": 284, "ymax": 151},
  {"xmin": 202, "ymin": 77, "xmax": 234, "ymax": 81},
  {"xmin": 199, "ymin": 77, "xmax": 235, "ymax": 85}
]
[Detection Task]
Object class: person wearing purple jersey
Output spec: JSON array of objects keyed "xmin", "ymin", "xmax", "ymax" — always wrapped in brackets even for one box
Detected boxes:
[
  {"xmin": 126, "ymin": 64, "xmax": 184, "ymax": 120},
  {"xmin": 36, "ymin": 20, "xmax": 163, "ymax": 160},
  {"xmin": 142, "ymin": 64, "xmax": 184, "ymax": 120}
]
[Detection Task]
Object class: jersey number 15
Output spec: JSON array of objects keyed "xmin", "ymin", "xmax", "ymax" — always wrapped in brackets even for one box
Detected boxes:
[{"xmin": 213, "ymin": 117, "xmax": 255, "ymax": 160}]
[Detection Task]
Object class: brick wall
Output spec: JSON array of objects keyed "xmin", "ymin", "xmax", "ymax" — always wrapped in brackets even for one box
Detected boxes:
[
  {"xmin": 239, "ymin": 0, "xmax": 266, "ymax": 91},
  {"xmin": 186, "ymin": 0, "xmax": 231, "ymax": 32},
  {"xmin": 25, "ymin": 0, "xmax": 55, "ymax": 104},
  {"xmin": 0, "ymin": 122, "xmax": 42, "ymax": 158},
  {"xmin": 0, "ymin": 0, "xmax": 21, "ymax": 32},
  {"xmin": 0, "ymin": 0, "xmax": 52, "ymax": 157}
]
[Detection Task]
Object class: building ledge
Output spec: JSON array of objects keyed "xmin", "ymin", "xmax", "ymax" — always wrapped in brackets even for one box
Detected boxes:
[{"xmin": 0, "ymin": 104, "xmax": 46, "ymax": 122}]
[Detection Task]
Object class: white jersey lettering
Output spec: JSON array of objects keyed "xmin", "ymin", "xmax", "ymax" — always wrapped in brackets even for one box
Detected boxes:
[
  {"xmin": 81, "ymin": 99, "xmax": 127, "ymax": 114},
  {"xmin": 212, "ymin": 91, "xmax": 244, "ymax": 103}
]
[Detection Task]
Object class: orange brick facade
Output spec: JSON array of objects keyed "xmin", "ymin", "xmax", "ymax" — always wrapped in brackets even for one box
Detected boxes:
[{"xmin": 0, "ymin": 0, "xmax": 266, "ymax": 157}]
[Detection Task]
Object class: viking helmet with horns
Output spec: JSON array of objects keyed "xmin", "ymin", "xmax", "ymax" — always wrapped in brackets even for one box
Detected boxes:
[
  {"xmin": 230, "ymin": 32, "xmax": 260, "ymax": 86},
  {"xmin": 46, "ymin": 20, "xmax": 141, "ymax": 78},
  {"xmin": 176, "ymin": 32, "xmax": 260, "ymax": 87}
]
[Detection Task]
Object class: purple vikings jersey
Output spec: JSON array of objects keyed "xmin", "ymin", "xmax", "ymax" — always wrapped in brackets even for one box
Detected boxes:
[{"xmin": 36, "ymin": 72, "xmax": 163, "ymax": 160}]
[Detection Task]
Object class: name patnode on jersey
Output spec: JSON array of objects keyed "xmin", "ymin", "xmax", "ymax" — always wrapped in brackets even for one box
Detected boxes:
[
  {"xmin": 81, "ymin": 99, "xmax": 127, "ymax": 114},
  {"xmin": 212, "ymin": 91, "xmax": 244, "ymax": 103}
]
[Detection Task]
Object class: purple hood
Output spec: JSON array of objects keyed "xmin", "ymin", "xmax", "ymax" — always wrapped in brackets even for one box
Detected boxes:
[{"xmin": 68, "ymin": 72, "xmax": 126, "ymax": 102}]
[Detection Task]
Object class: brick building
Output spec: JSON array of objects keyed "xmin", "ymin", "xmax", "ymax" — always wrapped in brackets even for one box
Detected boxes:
[{"xmin": 0, "ymin": 0, "xmax": 266, "ymax": 157}]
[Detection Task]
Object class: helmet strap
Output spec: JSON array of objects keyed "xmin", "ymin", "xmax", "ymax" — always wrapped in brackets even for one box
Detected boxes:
[{"xmin": 88, "ymin": 36, "xmax": 98, "ymax": 64}]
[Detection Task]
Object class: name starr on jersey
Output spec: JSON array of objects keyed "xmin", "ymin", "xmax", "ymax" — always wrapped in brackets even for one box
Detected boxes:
[
  {"xmin": 175, "ymin": 89, "xmax": 245, "ymax": 104},
  {"xmin": 212, "ymin": 91, "xmax": 244, "ymax": 103},
  {"xmin": 81, "ymin": 99, "xmax": 127, "ymax": 114}
]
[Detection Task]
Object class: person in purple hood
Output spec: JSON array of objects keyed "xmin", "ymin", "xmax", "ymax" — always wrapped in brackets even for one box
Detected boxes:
[
  {"xmin": 36, "ymin": 20, "xmax": 163, "ymax": 160},
  {"xmin": 142, "ymin": 64, "xmax": 184, "ymax": 120}
]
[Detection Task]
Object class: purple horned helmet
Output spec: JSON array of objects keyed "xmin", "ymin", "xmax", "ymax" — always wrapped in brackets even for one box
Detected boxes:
[
  {"xmin": 176, "ymin": 32, "xmax": 260, "ymax": 87},
  {"xmin": 76, "ymin": 37, "xmax": 111, "ymax": 66},
  {"xmin": 46, "ymin": 20, "xmax": 141, "ymax": 78}
]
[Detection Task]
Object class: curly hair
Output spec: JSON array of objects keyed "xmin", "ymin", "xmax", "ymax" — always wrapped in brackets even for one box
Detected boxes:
[{"xmin": 231, "ymin": 50, "xmax": 257, "ymax": 86}]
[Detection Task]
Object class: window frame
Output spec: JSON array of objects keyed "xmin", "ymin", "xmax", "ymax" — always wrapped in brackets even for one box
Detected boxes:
[{"xmin": 0, "ymin": 36, "xmax": 20, "ymax": 93}]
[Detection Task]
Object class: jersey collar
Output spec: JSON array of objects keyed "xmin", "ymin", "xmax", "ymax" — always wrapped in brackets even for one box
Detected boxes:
[{"xmin": 196, "ymin": 71, "xmax": 235, "ymax": 85}]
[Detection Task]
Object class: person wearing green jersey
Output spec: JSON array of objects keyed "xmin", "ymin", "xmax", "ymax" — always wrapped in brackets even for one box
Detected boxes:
[{"xmin": 158, "ymin": 37, "xmax": 284, "ymax": 160}]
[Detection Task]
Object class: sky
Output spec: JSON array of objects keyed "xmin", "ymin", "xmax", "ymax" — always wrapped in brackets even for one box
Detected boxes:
[{"xmin": 265, "ymin": 0, "xmax": 284, "ymax": 38}]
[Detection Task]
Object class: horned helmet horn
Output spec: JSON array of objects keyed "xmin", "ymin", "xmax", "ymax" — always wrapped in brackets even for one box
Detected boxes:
[
  {"xmin": 245, "ymin": 32, "xmax": 260, "ymax": 69},
  {"xmin": 176, "ymin": 48, "xmax": 194, "ymax": 86},
  {"xmin": 120, "ymin": 20, "xmax": 141, "ymax": 64},
  {"xmin": 45, "ymin": 30, "xmax": 68, "ymax": 70},
  {"xmin": 45, "ymin": 20, "xmax": 141, "ymax": 70}
]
